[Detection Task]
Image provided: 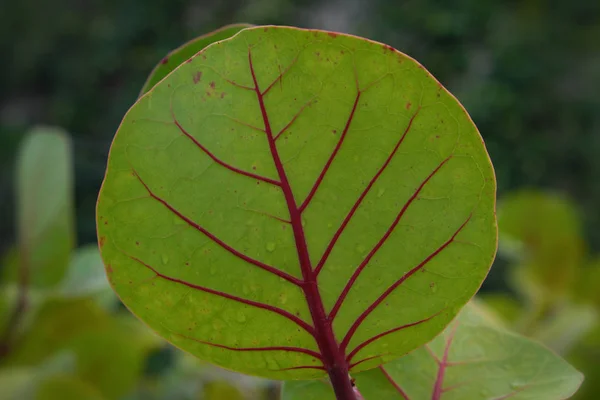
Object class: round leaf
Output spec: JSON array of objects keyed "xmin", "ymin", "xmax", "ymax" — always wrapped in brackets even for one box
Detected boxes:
[{"xmin": 97, "ymin": 26, "xmax": 497, "ymax": 379}]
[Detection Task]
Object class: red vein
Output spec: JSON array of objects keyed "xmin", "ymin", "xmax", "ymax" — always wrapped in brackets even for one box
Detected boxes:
[
  {"xmin": 339, "ymin": 215, "xmax": 470, "ymax": 354},
  {"xmin": 248, "ymin": 49, "xmax": 357, "ymax": 399},
  {"xmin": 345, "ymin": 312, "xmax": 441, "ymax": 362},
  {"xmin": 171, "ymin": 112, "xmax": 279, "ymax": 186},
  {"xmin": 329, "ymin": 156, "xmax": 453, "ymax": 321},
  {"xmin": 276, "ymin": 365, "xmax": 326, "ymax": 372},
  {"xmin": 127, "ymin": 255, "xmax": 314, "ymax": 335},
  {"xmin": 380, "ymin": 366, "xmax": 411, "ymax": 400},
  {"xmin": 225, "ymin": 78, "xmax": 254, "ymax": 91},
  {"xmin": 178, "ymin": 333, "xmax": 322, "ymax": 360},
  {"xmin": 425, "ymin": 345, "xmax": 441, "ymax": 364},
  {"xmin": 132, "ymin": 170, "xmax": 302, "ymax": 286},
  {"xmin": 224, "ymin": 116, "xmax": 266, "ymax": 133},
  {"xmin": 349, "ymin": 353, "xmax": 388, "ymax": 369},
  {"xmin": 261, "ymin": 55, "xmax": 300, "ymax": 96},
  {"xmin": 299, "ymin": 90, "xmax": 361, "ymax": 213},
  {"xmin": 171, "ymin": 109, "xmax": 281, "ymax": 186},
  {"xmin": 314, "ymin": 109, "xmax": 421, "ymax": 275},
  {"xmin": 274, "ymin": 97, "xmax": 317, "ymax": 141},
  {"xmin": 432, "ymin": 322, "xmax": 459, "ymax": 400}
]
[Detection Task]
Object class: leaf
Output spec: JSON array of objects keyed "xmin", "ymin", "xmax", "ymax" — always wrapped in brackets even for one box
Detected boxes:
[
  {"xmin": 283, "ymin": 302, "xmax": 584, "ymax": 400},
  {"xmin": 3, "ymin": 298, "xmax": 157, "ymax": 399},
  {"xmin": 14, "ymin": 126, "xmax": 75, "ymax": 288},
  {"xmin": 139, "ymin": 24, "xmax": 253, "ymax": 96},
  {"xmin": 97, "ymin": 26, "xmax": 497, "ymax": 380},
  {"xmin": 497, "ymin": 190, "xmax": 585, "ymax": 297},
  {"xmin": 36, "ymin": 375, "xmax": 105, "ymax": 400},
  {"xmin": 58, "ymin": 245, "xmax": 110, "ymax": 298}
]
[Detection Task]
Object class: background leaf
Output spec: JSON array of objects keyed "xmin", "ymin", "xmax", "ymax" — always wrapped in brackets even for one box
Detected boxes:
[
  {"xmin": 12, "ymin": 127, "xmax": 74, "ymax": 288},
  {"xmin": 497, "ymin": 190, "xmax": 585, "ymax": 298},
  {"xmin": 58, "ymin": 245, "xmax": 110, "ymax": 298},
  {"xmin": 139, "ymin": 24, "xmax": 253, "ymax": 96},
  {"xmin": 283, "ymin": 302, "xmax": 584, "ymax": 399},
  {"xmin": 97, "ymin": 26, "xmax": 496, "ymax": 380}
]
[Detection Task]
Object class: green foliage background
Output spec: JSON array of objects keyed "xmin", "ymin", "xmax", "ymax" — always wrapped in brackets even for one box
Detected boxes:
[
  {"xmin": 1, "ymin": 0, "xmax": 599, "ymax": 255},
  {"xmin": 0, "ymin": 1, "xmax": 599, "ymax": 399}
]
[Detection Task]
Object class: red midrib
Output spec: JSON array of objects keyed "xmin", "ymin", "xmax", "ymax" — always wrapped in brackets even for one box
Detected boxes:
[{"xmin": 247, "ymin": 51, "xmax": 352, "ymax": 396}]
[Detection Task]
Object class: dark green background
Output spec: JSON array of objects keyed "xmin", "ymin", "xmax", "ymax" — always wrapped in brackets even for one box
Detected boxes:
[{"xmin": 1, "ymin": 0, "xmax": 599, "ymax": 267}]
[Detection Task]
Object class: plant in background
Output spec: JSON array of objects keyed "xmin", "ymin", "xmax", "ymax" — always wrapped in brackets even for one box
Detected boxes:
[
  {"xmin": 482, "ymin": 190, "xmax": 600, "ymax": 399},
  {"xmin": 0, "ymin": 128, "xmax": 160, "ymax": 400},
  {"xmin": 96, "ymin": 25, "xmax": 583, "ymax": 400}
]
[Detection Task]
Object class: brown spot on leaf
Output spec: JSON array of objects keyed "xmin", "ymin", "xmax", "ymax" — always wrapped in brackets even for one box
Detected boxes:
[
  {"xmin": 161, "ymin": 57, "xmax": 169, "ymax": 65},
  {"xmin": 193, "ymin": 71, "xmax": 202, "ymax": 84},
  {"xmin": 220, "ymin": 92, "xmax": 226, "ymax": 98},
  {"xmin": 106, "ymin": 265, "xmax": 114, "ymax": 274},
  {"xmin": 406, "ymin": 102, "xmax": 412, "ymax": 110},
  {"xmin": 136, "ymin": 241, "xmax": 140, "ymax": 246},
  {"xmin": 210, "ymin": 81, "xmax": 215, "ymax": 89},
  {"xmin": 99, "ymin": 236, "xmax": 105, "ymax": 248},
  {"xmin": 383, "ymin": 44, "xmax": 394, "ymax": 52},
  {"xmin": 328, "ymin": 32, "xmax": 338, "ymax": 38}
]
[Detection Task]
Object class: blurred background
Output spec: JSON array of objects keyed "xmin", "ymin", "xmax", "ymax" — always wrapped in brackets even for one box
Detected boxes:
[{"xmin": 0, "ymin": 0, "xmax": 599, "ymax": 399}]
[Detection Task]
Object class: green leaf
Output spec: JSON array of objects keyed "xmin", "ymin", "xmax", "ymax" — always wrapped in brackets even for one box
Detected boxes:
[
  {"xmin": 14, "ymin": 126, "xmax": 75, "ymax": 288},
  {"xmin": 58, "ymin": 245, "xmax": 110, "ymax": 298},
  {"xmin": 97, "ymin": 26, "xmax": 497, "ymax": 380},
  {"xmin": 498, "ymin": 190, "xmax": 585, "ymax": 297},
  {"xmin": 139, "ymin": 24, "xmax": 253, "ymax": 96},
  {"xmin": 4, "ymin": 298, "xmax": 157, "ymax": 399},
  {"xmin": 36, "ymin": 375, "xmax": 105, "ymax": 400},
  {"xmin": 283, "ymin": 302, "xmax": 584, "ymax": 399}
]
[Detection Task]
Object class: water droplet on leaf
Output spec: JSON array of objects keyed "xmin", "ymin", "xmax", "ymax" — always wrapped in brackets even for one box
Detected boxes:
[
  {"xmin": 237, "ymin": 313, "xmax": 246, "ymax": 322},
  {"xmin": 210, "ymin": 265, "xmax": 218, "ymax": 275},
  {"xmin": 356, "ymin": 245, "xmax": 366, "ymax": 254},
  {"xmin": 430, "ymin": 282, "xmax": 437, "ymax": 293},
  {"xmin": 266, "ymin": 242, "xmax": 276, "ymax": 252},
  {"xmin": 161, "ymin": 255, "xmax": 169, "ymax": 264},
  {"xmin": 377, "ymin": 188, "xmax": 386, "ymax": 197}
]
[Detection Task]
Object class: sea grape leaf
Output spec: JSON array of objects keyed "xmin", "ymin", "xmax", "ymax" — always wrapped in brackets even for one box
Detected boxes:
[
  {"xmin": 139, "ymin": 23, "xmax": 253, "ymax": 96},
  {"xmin": 283, "ymin": 302, "xmax": 584, "ymax": 399},
  {"xmin": 14, "ymin": 126, "xmax": 75, "ymax": 288},
  {"xmin": 497, "ymin": 190, "xmax": 584, "ymax": 297},
  {"xmin": 58, "ymin": 245, "xmax": 109, "ymax": 298},
  {"xmin": 3, "ymin": 298, "xmax": 158, "ymax": 399},
  {"xmin": 97, "ymin": 26, "xmax": 497, "ymax": 380}
]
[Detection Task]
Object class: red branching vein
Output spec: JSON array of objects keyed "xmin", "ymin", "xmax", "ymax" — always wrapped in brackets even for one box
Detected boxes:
[
  {"xmin": 314, "ymin": 109, "xmax": 421, "ymax": 275},
  {"xmin": 338, "ymin": 215, "xmax": 471, "ymax": 354},
  {"xmin": 380, "ymin": 366, "xmax": 411, "ymax": 400},
  {"xmin": 329, "ymin": 156, "xmax": 453, "ymax": 321},
  {"xmin": 178, "ymin": 333, "xmax": 323, "ymax": 360},
  {"xmin": 298, "ymin": 91, "xmax": 361, "ymax": 213},
  {"xmin": 261, "ymin": 55, "xmax": 300, "ymax": 96},
  {"xmin": 274, "ymin": 97, "xmax": 317, "ymax": 141},
  {"xmin": 345, "ymin": 312, "xmax": 442, "ymax": 363},
  {"xmin": 132, "ymin": 170, "xmax": 302, "ymax": 286},
  {"xmin": 171, "ymin": 111, "xmax": 280, "ymax": 186},
  {"xmin": 348, "ymin": 354, "xmax": 388, "ymax": 369},
  {"xmin": 276, "ymin": 365, "xmax": 326, "ymax": 372},
  {"xmin": 247, "ymin": 49, "xmax": 357, "ymax": 399},
  {"xmin": 127, "ymin": 255, "xmax": 315, "ymax": 335},
  {"xmin": 432, "ymin": 322, "xmax": 459, "ymax": 400}
]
